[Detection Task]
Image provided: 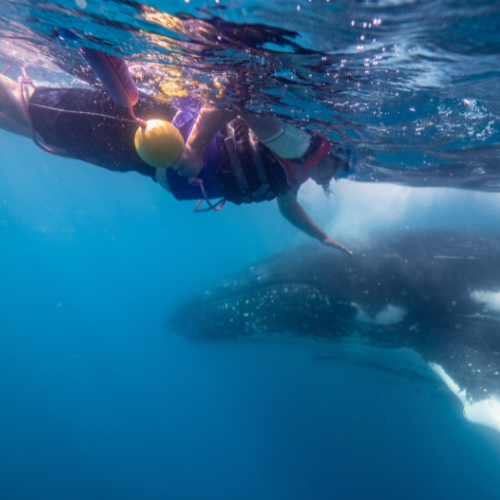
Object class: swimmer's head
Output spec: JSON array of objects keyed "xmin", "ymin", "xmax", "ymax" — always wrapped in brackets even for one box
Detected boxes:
[{"xmin": 309, "ymin": 148, "xmax": 355, "ymax": 196}]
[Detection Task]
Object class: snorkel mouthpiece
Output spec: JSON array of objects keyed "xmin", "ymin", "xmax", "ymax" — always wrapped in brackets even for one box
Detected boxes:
[
  {"xmin": 333, "ymin": 148, "xmax": 356, "ymax": 180},
  {"xmin": 322, "ymin": 184, "xmax": 334, "ymax": 198}
]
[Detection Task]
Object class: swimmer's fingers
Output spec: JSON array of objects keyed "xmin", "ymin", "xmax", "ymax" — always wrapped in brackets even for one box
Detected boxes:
[
  {"xmin": 322, "ymin": 237, "xmax": 353, "ymax": 257},
  {"xmin": 173, "ymin": 160, "xmax": 201, "ymax": 177},
  {"xmin": 172, "ymin": 145, "xmax": 204, "ymax": 177}
]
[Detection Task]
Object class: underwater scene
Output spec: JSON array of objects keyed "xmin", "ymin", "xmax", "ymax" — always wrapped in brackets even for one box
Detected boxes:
[{"xmin": 1, "ymin": 0, "xmax": 500, "ymax": 498}]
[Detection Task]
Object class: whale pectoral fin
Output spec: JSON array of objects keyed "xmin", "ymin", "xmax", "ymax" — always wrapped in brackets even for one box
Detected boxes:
[{"xmin": 424, "ymin": 321, "xmax": 500, "ymax": 404}]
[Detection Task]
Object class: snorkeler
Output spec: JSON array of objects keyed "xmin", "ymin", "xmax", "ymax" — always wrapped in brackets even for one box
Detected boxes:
[{"xmin": 0, "ymin": 71, "xmax": 353, "ymax": 256}]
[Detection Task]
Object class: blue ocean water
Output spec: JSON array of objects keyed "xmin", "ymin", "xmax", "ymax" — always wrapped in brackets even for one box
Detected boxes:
[{"xmin": 1, "ymin": 1, "xmax": 500, "ymax": 499}]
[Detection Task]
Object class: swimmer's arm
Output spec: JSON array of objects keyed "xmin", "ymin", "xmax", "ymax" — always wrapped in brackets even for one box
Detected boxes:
[
  {"xmin": 186, "ymin": 106, "xmax": 237, "ymax": 152},
  {"xmin": 173, "ymin": 106, "xmax": 237, "ymax": 177},
  {"xmin": 0, "ymin": 111, "xmax": 31, "ymax": 137},
  {"xmin": 277, "ymin": 191, "xmax": 353, "ymax": 257}
]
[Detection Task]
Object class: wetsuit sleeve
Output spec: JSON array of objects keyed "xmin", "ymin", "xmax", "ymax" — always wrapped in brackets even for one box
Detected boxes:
[{"xmin": 28, "ymin": 87, "xmax": 176, "ymax": 180}]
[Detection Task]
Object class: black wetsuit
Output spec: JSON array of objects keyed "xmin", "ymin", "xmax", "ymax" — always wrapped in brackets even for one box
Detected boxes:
[{"xmin": 28, "ymin": 87, "xmax": 176, "ymax": 180}]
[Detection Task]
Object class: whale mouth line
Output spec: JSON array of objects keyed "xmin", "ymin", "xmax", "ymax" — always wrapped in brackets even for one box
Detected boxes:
[
  {"xmin": 170, "ymin": 281, "xmax": 327, "ymax": 319},
  {"xmin": 168, "ymin": 282, "xmax": 354, "ymax": 339}
]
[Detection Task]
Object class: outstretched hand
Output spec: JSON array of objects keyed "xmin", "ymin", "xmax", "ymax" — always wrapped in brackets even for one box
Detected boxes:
[
  {"xmin": 322, "ymin": 236, "xmax": 353, "ymax": 257},
  {"xmin": 172, "ymin": 145, "xmax": 204, "ymax": 178}
]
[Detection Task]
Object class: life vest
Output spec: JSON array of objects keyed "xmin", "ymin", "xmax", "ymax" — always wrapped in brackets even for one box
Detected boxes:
[{"xmin": 217, "ymin": 117, "xmax": 332, "ymax": 205}]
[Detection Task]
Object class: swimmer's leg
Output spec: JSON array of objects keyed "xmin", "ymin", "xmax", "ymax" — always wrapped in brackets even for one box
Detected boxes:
[
  {"xmin": 0, "ymin": 111, "xmax": 30, "ymax": 137},
  {"xmin": 0, "ymin": 74, "xmax": 32, "ymax": 133}
]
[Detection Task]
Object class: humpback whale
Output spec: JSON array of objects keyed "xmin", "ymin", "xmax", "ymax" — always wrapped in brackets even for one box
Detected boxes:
[{"xmin": 168, "ymin": 231, "xmax": 500, "ymax": 432}]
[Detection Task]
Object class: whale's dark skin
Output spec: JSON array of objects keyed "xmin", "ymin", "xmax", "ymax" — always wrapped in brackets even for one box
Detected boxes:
[{"xmin": 168, "ymin": 232, "xmax": 500, "ymax": 403}]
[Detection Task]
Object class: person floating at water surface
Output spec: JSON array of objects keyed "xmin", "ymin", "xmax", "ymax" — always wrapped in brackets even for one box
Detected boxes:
[{"xmin": 0, "ymin": 70, "xmax": 353, "ymax": 256}]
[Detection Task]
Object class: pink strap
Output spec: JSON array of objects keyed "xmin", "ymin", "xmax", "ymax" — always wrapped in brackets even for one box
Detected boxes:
[
  {"xmin": 18, "ymin": 77, "xmax": 57, "ymax": 155},
  {"xmin": 189, "ymin": 177, "xmax": 225, "ymax": 212},
  {"xmin": 128, "ymin": 105, "xmax": 147, "ymax": 129}
]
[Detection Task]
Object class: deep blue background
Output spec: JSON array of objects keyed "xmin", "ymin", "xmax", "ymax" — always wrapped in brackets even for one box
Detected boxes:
[{"xmin": 2, "ymin": 124, "xmax": 500, "ymax": 499}]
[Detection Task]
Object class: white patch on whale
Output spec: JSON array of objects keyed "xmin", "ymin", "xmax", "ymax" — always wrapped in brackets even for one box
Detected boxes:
[
  {"xmin": 352, "ymin": 303, "xmax": 407, "ymax": 325},
  {"xmin": 470, "ymin": 290, "xmax": 500, "ymax": 313},
  {"xmin": 430, "ymin": 363, "xmax": 500, "ymax": 433}
]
